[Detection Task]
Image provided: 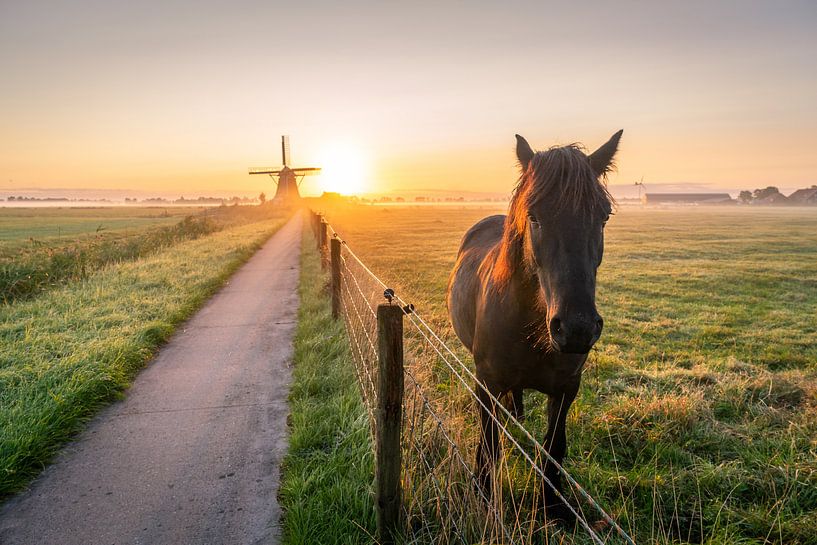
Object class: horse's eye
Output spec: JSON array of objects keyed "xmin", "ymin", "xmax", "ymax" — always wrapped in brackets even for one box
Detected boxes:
[{"xmin": 528, "ymin": 216, "xmax": 540, "ymax": 229}]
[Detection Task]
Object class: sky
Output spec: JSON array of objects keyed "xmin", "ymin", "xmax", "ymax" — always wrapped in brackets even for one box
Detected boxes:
[{"xmin": 1, "ymin": 0, "xmax": 815, "ymax": 197}]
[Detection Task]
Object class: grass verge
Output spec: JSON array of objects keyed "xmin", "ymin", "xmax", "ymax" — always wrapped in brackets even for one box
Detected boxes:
[
  {"xmin": 278, "ymin": 229, "xmax": 376, "ymax": 545},
  {"xmin": 0, "ymin": 213, "xmax": 289, "ymax": 496}
]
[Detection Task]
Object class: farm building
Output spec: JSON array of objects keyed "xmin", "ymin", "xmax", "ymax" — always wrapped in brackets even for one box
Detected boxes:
[
  {"xmin": 642, "ymin": 193, "xmax": 734, "ymax": 205},
  {"xmin": 787, "ymin": 186, "xmax": 817, "ymax": 205}
]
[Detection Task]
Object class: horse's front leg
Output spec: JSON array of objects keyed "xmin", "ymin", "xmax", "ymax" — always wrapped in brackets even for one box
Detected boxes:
[
  {"xmin": 475, "ymin": 381, "xmax": 503, "ymax": 497},
  {"xmin": 511, "ymin": 388, "xmax": 525, "ymax": 422},
  {"xmin": 541, "ymin": 387, "xmax": 578, "ymax": 524}
]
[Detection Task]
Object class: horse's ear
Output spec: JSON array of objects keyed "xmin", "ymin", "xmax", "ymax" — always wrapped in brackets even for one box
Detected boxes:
[
  {"xmin": 589, "ymin": 129, "xmax": 623, "ymax": 176},
  {"xmin": 515, "ymin": 134, "xmax": 534, "ymax": 170}
]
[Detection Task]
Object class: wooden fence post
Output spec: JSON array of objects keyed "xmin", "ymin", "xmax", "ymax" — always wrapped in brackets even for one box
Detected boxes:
[
  {"xmin": 316, "ymin": 214, "xmax": 325, "ymax": 250},
  {"xmin": 319, "ymin": 220, "xmax": 329, "ymax": 270},
  {"xmin": 376, "ymin": 303, "xmax": 404, "ymax": 545},
  {"xmin": 330, "ymin": 237, "xmax": 341, "ymax": 319}
]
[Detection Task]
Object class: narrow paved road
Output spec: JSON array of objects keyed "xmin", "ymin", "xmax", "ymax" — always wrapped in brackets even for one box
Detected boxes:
[{"xmin": 0, "ymin": 213, "xmax": 303, "ymax": 545}]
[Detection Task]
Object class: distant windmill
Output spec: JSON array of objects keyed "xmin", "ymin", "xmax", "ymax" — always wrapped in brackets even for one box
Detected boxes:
[
  {"xmin": 635, "ymin": 177, "xmax": 645, "ymax": 201},
  {"xmin": 248, "ymin": 136, "xmax": 320, "ymax": 203}
]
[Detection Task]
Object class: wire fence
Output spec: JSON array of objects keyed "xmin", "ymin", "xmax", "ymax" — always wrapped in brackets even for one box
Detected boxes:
[{"xmin": 312, "ymin": 212, "xmax": 635, "ymax": 545}]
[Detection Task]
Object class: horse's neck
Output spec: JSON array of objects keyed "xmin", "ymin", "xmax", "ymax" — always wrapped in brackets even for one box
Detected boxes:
[
  {"xmin": 490, "ymin": 227, "xmax": 547, "ymax": 315},
  {"xmin": 504, "ymin": 251, "xmax": 547, "ymax": 320}
]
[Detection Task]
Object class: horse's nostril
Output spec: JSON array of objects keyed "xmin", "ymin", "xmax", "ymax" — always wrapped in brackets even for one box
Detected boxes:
[{"xmin": 595, "ymin": 317, "xmax": 604, "ymax": 332}]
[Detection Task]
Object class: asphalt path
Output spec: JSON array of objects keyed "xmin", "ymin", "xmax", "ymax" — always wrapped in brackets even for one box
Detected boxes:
[{"xmin": 0, "ymin": 212, "xmax": 303, "ymax": 545}]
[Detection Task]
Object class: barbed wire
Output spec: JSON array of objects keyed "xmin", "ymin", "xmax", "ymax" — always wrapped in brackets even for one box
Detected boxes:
[{"xmin": 324, "ymin": 218, "xmax": 635, "ymax": 545}]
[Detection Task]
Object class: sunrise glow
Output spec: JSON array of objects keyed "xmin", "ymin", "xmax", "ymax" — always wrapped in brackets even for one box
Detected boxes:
[
  {"xmin": 316, "ymin": 145, "xmax": 370, "ymax": 196},
  {"xmin": 0, "ymin": 3, "xmax": 815, "ymax": 196}
]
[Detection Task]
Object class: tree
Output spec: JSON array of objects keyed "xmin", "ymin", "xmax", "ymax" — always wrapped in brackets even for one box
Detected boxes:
[
  {"xmin": 738, "ymin": 190, "xmax": 752, "ymax": 204},
  {"xmin": 259, "ymin": 192, "xmax": 266, "ymax": 204},
  {"xmin": 753, "ymin": 186, "xmax": 781, "ymax": 201}
]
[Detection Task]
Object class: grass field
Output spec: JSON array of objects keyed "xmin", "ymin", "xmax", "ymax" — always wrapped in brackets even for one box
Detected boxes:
[
  {"xmin": 0, "ymin": 206, "xmax": 199, "ymax": 246},
  {"xmin": 0, "ymin": 206, "xmax": 290, "ymax": 496},
  {"xmin": 0, "ymin": 205, "xmax": 281, "ymax": 303},
  {"xmin": 318, "ymin": 204, "xmax": 817, "ymax": 545}
]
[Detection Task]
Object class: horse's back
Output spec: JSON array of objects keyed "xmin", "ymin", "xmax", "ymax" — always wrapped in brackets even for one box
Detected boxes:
[
  {"xmin": 458, "ymin": 215, "xmax": 506, "ymax": 253},
  {"xmin": 447, "ymin": 215, "xmax": 505, "ymax": 352}
]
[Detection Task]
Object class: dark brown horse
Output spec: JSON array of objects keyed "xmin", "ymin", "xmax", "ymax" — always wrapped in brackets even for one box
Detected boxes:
[{"xmin": 447, "ymin": 130, "xmax": 622, "ymax": 522}]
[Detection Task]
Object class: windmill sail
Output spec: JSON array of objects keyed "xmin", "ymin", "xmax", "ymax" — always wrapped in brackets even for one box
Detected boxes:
[{"xmin": 281, "ymin": 135, "xmax": 290, "ymax": 167}]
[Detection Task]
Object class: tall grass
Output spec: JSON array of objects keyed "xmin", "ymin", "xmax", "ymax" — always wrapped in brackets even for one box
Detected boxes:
[
  {"xmin": 0, "ymin": 214, "xmax": 288, "ymax": 496},
  {"xmin": 278, "ymin": 229, "xmax": 376, "ymax": 545}
]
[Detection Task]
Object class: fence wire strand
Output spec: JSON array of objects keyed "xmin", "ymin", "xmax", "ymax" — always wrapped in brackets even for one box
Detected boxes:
[{"xmin": 322, "ymin": 220, "xmax": 635, "ymax": 545}]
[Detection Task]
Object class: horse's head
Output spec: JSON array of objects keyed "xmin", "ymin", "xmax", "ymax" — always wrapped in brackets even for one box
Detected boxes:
[{"xmin": 510, "ymin": 131, "xmax": 621, "ymax": 354}]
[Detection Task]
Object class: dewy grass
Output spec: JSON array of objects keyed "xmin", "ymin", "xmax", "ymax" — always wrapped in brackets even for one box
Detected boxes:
[
  {"xmin": 0, "ymin": 213, "xmax": 288, "ymax": 496},
  {"xmin": 279, "ymin": 228, "xmax": 376, "ymax": 545}
]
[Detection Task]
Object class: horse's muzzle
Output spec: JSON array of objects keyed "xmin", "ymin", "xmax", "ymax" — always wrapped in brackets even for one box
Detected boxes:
[{"xmin": 549, "ymin": 313, "xmax": 603, "ymax": 354}]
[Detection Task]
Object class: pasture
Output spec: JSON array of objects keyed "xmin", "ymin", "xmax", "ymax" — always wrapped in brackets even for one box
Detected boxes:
[
  {"xmin": 0, "ymin": 207, "xmax": 198, "ymax": 247},
  {"xmin": 0, "ymin": 205, "xmax": 283, "ymax": 303},
  {"xmin": 316, "ymin": 204, "xmax": 817, "ymax": 545},
  {"xmin": 0, "ymin": 206, "xmax": 290, "ymax": 495}
]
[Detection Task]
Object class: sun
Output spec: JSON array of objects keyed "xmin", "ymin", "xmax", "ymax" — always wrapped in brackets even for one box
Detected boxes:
[{"xmin": 317, "ymin": 144, "xmax": 369, "ymax": 195}]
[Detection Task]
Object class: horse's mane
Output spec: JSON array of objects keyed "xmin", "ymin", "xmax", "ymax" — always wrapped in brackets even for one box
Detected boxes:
[{"xmin": 491, "ymin": 144, "xmax": 613, "ymax": 286}]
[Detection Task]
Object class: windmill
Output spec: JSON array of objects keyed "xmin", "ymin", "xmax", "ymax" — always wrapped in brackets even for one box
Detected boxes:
[
  {"xmin": 635, "ymin": 177, "xmax": 645, "ymax": 202},
  {"xmin": 248, "ymin": 136, "xmax": 320, "ymax": 203}
]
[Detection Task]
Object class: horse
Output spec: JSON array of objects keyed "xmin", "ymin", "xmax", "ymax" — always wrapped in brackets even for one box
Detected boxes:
[{"xmin": 446, "ymin": 130, "xmax": 622, "ymax": 522}]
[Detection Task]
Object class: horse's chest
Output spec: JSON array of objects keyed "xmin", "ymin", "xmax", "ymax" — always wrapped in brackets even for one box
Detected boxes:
[
  {"xmin": 485, "ymin": 341, "xmax": 584, "ymax": 394},
  {"xmin": 473, "ymin": 298, "xmax": 582, "ymax": 393},
  {"xmin": 519, "ymin": 351, "xmax": 574, "ymax": 388}
]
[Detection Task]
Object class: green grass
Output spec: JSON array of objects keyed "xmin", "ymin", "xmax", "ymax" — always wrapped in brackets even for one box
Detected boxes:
[
  {"xmin": 319, "ymin": 204, "xmax": 817, "ymax": 545},
  {"xmin": 0, "ymin": 204, "xmax": 285, "ymax": 303},
  {"xmin": 0, "ymin": 206, "xmax": 197, "ymax": 246},
  {"xmin": 0, "ymin": 211, "xmax": 289, "ymax": 496},
  {"xmin": 278, "ymin": 228, "xmax": 376, "ymax": 545}
]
